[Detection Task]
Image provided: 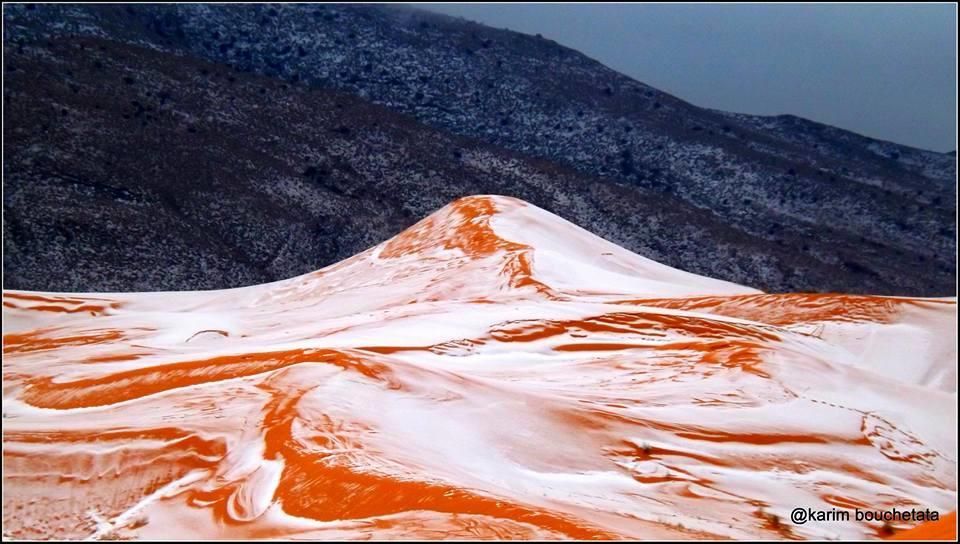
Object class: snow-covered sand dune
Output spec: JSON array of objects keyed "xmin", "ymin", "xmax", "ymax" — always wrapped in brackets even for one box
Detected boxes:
[{"xmin": 2, "ymin": 195, "xmax": 956, "ymax": 539}]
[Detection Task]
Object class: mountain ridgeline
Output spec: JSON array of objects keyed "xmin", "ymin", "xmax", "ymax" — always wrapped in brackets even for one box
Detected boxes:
[{"xmin": 3, "ymin": 3, "xmax": 956, "ymax": 294}]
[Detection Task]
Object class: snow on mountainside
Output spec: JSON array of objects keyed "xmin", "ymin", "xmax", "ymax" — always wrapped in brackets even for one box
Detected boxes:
[
  {"xmin": 2, "ymin": 196, "xmax": 956, "ymax": 540},
  {"xmin": 3, "ymin": 3, "xmax": 956, "ymax": 295}
]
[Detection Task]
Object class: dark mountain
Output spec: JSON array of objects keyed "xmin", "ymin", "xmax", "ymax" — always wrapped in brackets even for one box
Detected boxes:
[{"xmin": 3, "ymin": 3, "xmax": 956, "ymax": 294}]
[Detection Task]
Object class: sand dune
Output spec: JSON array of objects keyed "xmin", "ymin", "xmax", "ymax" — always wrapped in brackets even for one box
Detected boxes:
[{"xmin": 2, "ymin": 196, "xmax": 956, "ymax": 540}]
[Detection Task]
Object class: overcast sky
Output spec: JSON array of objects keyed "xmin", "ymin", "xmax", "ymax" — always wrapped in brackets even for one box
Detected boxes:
[{"xmin": 422, "ymin": 3, "xmax": 957, "ymax": 152}]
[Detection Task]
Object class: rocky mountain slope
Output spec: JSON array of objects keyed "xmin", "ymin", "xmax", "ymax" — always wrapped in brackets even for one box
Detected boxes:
[
  {"xmin": 3, "ymin": 196, "xmax": 956, "ymax": 540},
  {"xmin": 3, "ymin": 3, "xmax": 956, "ymax": 294}
]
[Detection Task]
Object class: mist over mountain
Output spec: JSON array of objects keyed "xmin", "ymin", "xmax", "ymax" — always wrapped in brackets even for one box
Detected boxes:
[{"xmin": 3, "ymin": 3, "xmax": 955, "ymax": 294}]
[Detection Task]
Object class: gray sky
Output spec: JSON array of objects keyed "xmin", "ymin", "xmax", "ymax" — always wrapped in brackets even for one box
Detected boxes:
[{"xmin": 422, "ymin": 3, "xmax": 957, "ymax": 152}]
